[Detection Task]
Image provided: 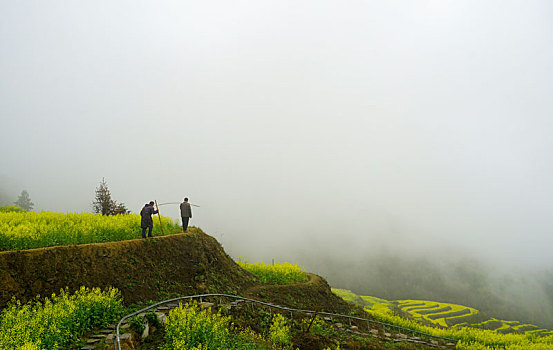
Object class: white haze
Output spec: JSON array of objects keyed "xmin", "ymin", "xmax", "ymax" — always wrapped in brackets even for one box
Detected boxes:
[{"xmin": 2, "ymin": 0, "xmax": 553, "ymax": 274}]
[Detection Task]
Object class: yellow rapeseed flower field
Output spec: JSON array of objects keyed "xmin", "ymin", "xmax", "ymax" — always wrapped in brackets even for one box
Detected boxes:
[
  {"xmin": 236, "ymin": 259, "xmax": 309, "ymax": 285},
  {"xmin": 0, "ymin": 287, "xmax": 123, "ymax": 349},
  {"xmin": 0, "ymin": 211, "xmax": 182, "ymax": 251}
]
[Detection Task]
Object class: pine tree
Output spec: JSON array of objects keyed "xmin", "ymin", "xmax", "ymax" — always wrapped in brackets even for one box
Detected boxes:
[
  {"xmin": 92, "ymin": 178, "xmax": 116, "ymax": 215},
  {"xmin": 14, "ymin": 190, "xmax": 34, "ymax": 211}
]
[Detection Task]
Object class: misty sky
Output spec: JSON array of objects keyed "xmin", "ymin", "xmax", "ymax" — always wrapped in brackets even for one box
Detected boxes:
[{"xmin": 1, "ymin": 1, "xmax": 553, "ymax": 268}]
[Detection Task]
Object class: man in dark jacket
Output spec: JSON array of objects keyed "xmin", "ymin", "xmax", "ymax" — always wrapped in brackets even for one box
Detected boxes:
[
  {"xmin": 180, "ymin": 197, "xmax": 192, "ymax": 232},
  {"xmin": 140, "ymin": 201, "xmax": 158, "ymax": 238}
]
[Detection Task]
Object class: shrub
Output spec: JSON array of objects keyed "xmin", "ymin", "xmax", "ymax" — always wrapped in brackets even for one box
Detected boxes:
[
  {"xmin": 0, "ymin": 287, "xmax": 123, "ymax": 350},
  {"xmin": 162, "ymin": 302, "xmax": 260, "ymax": 350},
  {"xmin": 268, "ymin": 314, "xmax": 291, "ymax": 346},
  {"xmin": 129, "ymin": 315, "xmax": 146, "ymax": 335},
  {"xmin": 146, "ymin": 311, "xmax": 161, "ymax": 328},
  {"xmin": 301, "ymin": 315, "xmax": 333, "ymax": 337}
]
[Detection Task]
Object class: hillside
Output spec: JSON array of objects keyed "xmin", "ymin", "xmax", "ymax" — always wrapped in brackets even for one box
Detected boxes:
[
  {"xmin": 331, "ymin": 288, "xmax": 553, "ymax": 349},
  {"xmin": 333, "ymin": 288, "xmax": 553, "ymax": 336},
  {"xmin": 2, "ymin": 227, "xmax": 551, "ymax": 349},
  {"xmin": 0, "ymin": 231, "xmax": 254, "ymax": 308},
  {"xmin": 1, "ymin": 229, "xmax": 457, "ymax": 349},
  {"xmin": 0, "ymin": 230, "xmax": 355, "ymax": 315}
]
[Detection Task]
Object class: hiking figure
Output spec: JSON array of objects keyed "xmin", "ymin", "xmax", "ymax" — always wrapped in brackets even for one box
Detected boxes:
[
  {"xmin": 140, "ymin": 201, "xmax": 158, "ymax": 238},
  {"xmin": 180, "ymin": 197, "xmax": 192, "ymax": 232}
]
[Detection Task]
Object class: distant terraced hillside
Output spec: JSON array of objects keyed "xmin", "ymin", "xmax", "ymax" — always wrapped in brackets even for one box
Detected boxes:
[
  {"xmin": 333, "ymin": 288, "xmax": 553, "ymax": 337},
  {"xmin": 396, "ymin": 299, "xmax": 481, "ymax": 328}
]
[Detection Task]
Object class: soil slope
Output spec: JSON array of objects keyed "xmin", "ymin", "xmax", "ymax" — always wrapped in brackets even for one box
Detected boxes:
[
  {"xmin": 245, "ymin": 273, "xmax": 360, "ymax": 316},
  {"xmin": 0, "ymin": 231, "xmax": 258, "ymax": 307},
  {"xmin": 0, "ymin": 231, "xmax": 354, "ymax": 315}
]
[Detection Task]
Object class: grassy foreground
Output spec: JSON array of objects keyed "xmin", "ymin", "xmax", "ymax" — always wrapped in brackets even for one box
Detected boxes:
[
  {"xmin": 0, "ymin": 287, "xmax": 123, "ymax": 350},
  {"xmin": 163, "ymin": 301, "xmax": 269, "ymax": 350}
]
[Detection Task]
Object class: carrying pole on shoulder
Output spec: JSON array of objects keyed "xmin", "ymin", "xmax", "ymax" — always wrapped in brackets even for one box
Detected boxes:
[
  {"xmin": 155, "ymin": 200, "xmax": 164, "ymax": 235},
  {"xmin": 158, "ymin": 201, "xmax": 201, "ymax": 207}
]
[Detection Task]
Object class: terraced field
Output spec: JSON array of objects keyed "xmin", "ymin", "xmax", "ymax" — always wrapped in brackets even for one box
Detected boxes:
[
  {"xmin": 396, "ymin": 299, "xmax": 480, "ymax": 328},
  {"xmin": 395, "ymin": 299, "xmax": 552, "ymax": 336},
  {"xmin": 332, "ymin": 289, "xmax": 553, "ymax": 337}
]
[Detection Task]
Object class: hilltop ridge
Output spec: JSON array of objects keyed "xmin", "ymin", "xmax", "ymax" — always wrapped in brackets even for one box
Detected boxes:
[
  {"xmin": 0, "ymin": 231, "xmax": 354, "ymax": 315},
  {"xmin": 0, "ymin": 231, "xmax": 254, "ymax": 307}
]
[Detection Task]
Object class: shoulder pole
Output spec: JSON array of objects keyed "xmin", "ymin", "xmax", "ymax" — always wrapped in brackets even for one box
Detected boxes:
[{"xmin": 155, "ymin": 200, "xmax": 164, "ymax": 235}]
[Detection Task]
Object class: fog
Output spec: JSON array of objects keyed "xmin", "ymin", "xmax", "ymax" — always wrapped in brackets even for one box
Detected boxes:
[{"xmin": 2, "ymin": 1, "xmax": 553, "ymax": 327}]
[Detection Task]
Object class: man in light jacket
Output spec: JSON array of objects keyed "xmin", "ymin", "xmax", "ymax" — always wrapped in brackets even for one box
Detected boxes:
[{"xmin": 180, "ymin": 197, "xmax": 192, "ymax": 232}]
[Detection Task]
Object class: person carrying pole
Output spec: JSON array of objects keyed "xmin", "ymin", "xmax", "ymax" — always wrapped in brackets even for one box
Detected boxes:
[
  {"xmin": 140, "ymin": 201, "xmax": 158, "ymax": 238},
  {"xmin": 180, "ymin": 197, "xmax": 192, "ymax": 232}
]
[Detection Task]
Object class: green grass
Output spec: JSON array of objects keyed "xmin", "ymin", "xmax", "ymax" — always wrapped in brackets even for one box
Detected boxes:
[{"xmin": 236, "ymin": 259, "xmax": 309, "ymax": 285}]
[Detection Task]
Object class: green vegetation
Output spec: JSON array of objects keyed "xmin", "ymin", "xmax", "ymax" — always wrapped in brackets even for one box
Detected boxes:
[
  {"xmin": 3, "ymin": 208, "xmax": 549, "ymax": 350},
  {"xmin": 333, "ymin": 288, "xmax": 553, "ymax": 350},
  {"xmin": 368, "ymin": 304, "xmax": 553, "ymax": 349},
  {"xmin": 161, "ymin": 301, "xmax": 393, "ymax": 350},
  {"xmin": 332, "ymin": 288, "xmax": 392, "ymax": 309},
  {"xmin": 130, "ymin": 315, "xmax": 146, "ymax": 335},
  {"xmin": 300, "ymin": 315, "xmax": 334, "ymax": 338},
  {"xmin": 0, "ymin": 287, "xmax": 123, "ymax": 350},
  {"xmin": 162, "ymin": 302, "xmax": 266, "ymax": 350},
  {"xmin": 268, "ymin": 314, "xmax": 291, "ymax": 346},
  {"xmin": 146, "ymin": 310, "xmax": 161, "ymax": 328},
  {"xmin": 0, "ymin": 210, "xmax": 185, "ymax": 251},
  {"xmin": 236, "ymin": 259, "xmax": 309, "ymax": 285}
]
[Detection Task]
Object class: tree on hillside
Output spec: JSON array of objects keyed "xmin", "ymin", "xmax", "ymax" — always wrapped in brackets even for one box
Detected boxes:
[
  {"xmin": 92, "ymin": 178, "xmax": 117, "ymax": 215},
  {"xmin": 14, "ymin": 190, "xmax": 34, "ymax": 211},
  {"xmin": 92, "ymin": 178, "xmax": 129, "ymax": 215}
]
